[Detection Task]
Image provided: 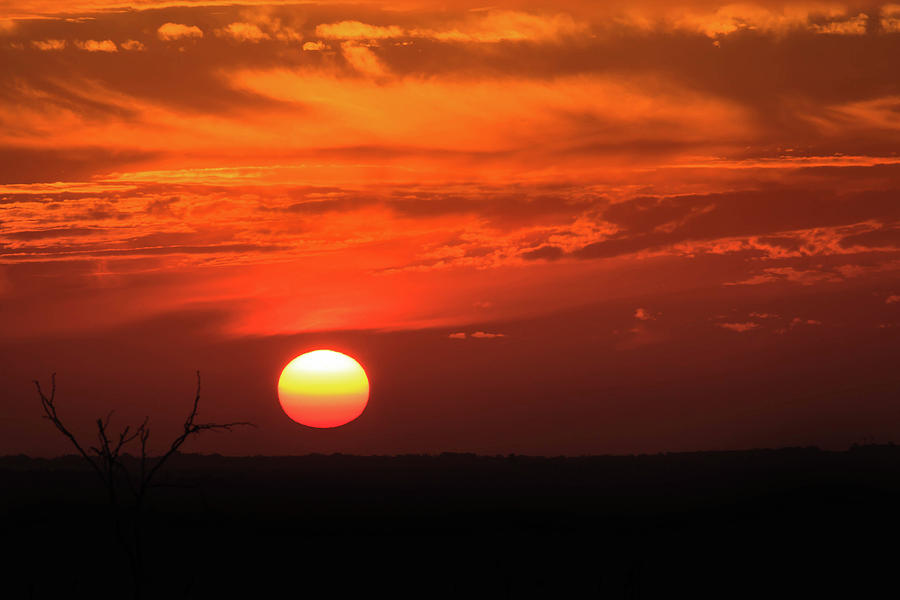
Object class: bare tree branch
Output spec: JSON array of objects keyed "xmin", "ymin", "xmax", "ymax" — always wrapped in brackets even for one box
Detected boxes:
[
  {"xmin": 34, "ymin": 370, "xmax": 254, "ymax": 600},
  {"xmin": 143, "ymin": 371, "xmax": 254, "ymax": 489},
  {"xmin": 35, "ymin": 374, "xmax": 104, "ymax": 482}
]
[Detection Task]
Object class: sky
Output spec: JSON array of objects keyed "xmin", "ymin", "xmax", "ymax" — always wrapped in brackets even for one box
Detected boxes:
[{"xmin": 1, "ymin": 0, "xmax": 899, "ymax": 456}]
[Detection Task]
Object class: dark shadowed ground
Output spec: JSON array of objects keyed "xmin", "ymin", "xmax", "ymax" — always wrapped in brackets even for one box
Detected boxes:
[{"xmin": 3, "ymin": 446, "xmax": 899, "ymax": 599}]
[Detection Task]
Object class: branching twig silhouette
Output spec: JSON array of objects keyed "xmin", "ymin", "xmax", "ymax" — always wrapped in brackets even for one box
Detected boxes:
[{"xmin": 34, "ymin": 371, "xmax": 254, "ymax": 599}]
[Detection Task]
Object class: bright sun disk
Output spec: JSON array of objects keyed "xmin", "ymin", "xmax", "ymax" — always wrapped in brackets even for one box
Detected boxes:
[{"xmin": 277, "ymin": 350, "xmax": 369, "ymax": 428}]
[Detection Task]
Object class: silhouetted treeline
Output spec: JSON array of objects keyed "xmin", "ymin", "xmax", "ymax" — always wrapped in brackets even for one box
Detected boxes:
[{"xmin": 5, "ymin": 446, "xmax": 900, "ymax": 599}]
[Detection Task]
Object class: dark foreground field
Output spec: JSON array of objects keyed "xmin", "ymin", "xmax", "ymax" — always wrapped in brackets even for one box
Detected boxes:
[{"xmin": 3, "ymin": 446, "xmax": 900, "ymax": 599}]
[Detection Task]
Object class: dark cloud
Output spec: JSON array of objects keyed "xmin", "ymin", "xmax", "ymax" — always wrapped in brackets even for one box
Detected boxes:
[
  {"xmin": 0, "ymin": 146, "xmax": 156, "ymax": 184},
  {"xmin": 2, "ymin": 226, "xmax": 98, "ymax": 240},
  {"xmin": 387, "ymin": 190, "xmax": 602, "ymax": 228},
  {"xmin": 604, "ymin": 189, "xmax": 900, "ymax": 236},
  {"xmin": 282, "ymin": 197, "xmax": 365, "ymax": 215},
  {"xmin": 0, "ymin": 241, "xmax": 286, "ymax": 259},
  {"xmin": 145, "ymin": 196, "xmax": 179, "ymax": 215},
  {"xmin": 755, "ymin": 236, "xmax": 807, "ymax": 252},
  {"xmin": 839, "ymin": 225, "xmax": 900, "ymax": 248},
  {"xmin": 520, "ymin": 245, "xmax": 564, "ymax": 261},
  {"xmin": 570, "ymin": 188, "xmax": 900, "ymax": 260}
]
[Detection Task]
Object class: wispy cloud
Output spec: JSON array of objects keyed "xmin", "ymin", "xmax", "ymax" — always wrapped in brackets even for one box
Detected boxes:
[
  {"xmin": 315, "ymin": 11, "xmax": 585, "ymax": 43},
  {"xmin": 316, "ymin": 21, "xmax": 403, "ymax": 40},
  {"xmin": 449, "ymin": 331, "xmax": 506, "ymax": 339},
  {"xmin": 471, "ymin": 331, "xmax": 506, "ymax": 338},
  {"xmin": 340, "ymin": 41, "xmax": 387, "ymax": 76},
  {"xmin": 718, "ymin": 322, "xmax": 759, "ymax": 332}
]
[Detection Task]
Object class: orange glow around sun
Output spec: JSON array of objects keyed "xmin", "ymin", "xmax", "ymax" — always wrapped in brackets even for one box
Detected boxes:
[{"xmin": 277, "ymin": 350, "xmax": 370, "ymax": 428}]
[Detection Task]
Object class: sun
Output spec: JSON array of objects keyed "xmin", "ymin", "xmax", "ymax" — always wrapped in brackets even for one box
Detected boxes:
[{"xmin": 277, "ymin": 350, "xmax": 370, "ymax": 428}]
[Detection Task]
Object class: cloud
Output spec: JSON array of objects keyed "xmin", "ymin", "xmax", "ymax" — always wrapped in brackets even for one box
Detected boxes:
[
  {"xmin": 145, "ymin": 196, "xmax": 179, "ymax": 216},
  {"xmin": 228, "ymin": 69, "xmax": 749, "ymax": 158},
  {"xmin": 120, "ymin": 39, "xmax": 145, "ymax": 51},
  {"xmin": 565, "ymin": 188, "xmax": 900, "ymax": 264},
  {"xmin": 341, "ymin": 41, "xmax": 387, "ymax": 76},
  {"xmin": 448, "ymin": 331, "xmax": 506, "ymax": 339},
  {"xmin": 218, "ymin": 22, "xmax": 270, "ymax": 42},
  {"xmin": 232, "ymin": 9, "xmax": 302, "ymax": 42},
  {"xmin": 3, "ymin": 0, "xmax": 900, "ymax": 340},
  {"xmin": 790, "ymin": 318, "xmax": 822, "ymax": 327},
  {"xmin": 882, "ymin": 4, "xmax": 900, "ymax": 32},
  {"xmin": 671, "ymin": 5, "xmax": 803, "ymax": 38},
  {"xmin": 0, "ymin": 240, "xmax": 286, "ymax": 260},
  {"xmin": 778, "ymin": 317, "xmax": 824, "ymax": 332},
  {"xmin": 31, "ymin": 39, "xmax": 66, "ymax": 51},
  {"xmin": 157, "ymin": 23, "xmax": 203, "ymax": 41},
  {"xmin": 4, "ymin": 226, "xmax": 97, "ymax": 240},
  {"xmin": 75, "ymin": 40, "xmax": 117, "ymax": 52},
  {"xmin": 839, "ymin": 226, "xmax": 900, "ymax": 249},
  {"xmin": 413, "ymin": 10, "xmax": 586, "ymax": 43},
  {"xmin": 812, "ymin": 13, "xmax": 868, "ymax": 35},
  {"xmin": 315, "ymin": 11, "xmax": 585, "ymax": 44},
  {"xmin": 316, "ymin": 21, "xmax": 404, "ymax": 40},
  {"xmin": 728, "ymin": 267, "xmax": 843, "ymax": 286},
  {"xmin": 0, "ymin": 147, "xmax": 154, "ymax": 185},
  {"xmin": 520, "ymin": 245, "xmax": 564, "ymax": 261},
  {"xmin": 719, "ymin": 322, "xmax": 759, "ymax": 332},
  {"xmin": 650, "ymin": 5, "xmax": 874, "ymax": 39},
  {"xmin": 634, "ymin": 308, "xmax": 656, "ymax": 321}
]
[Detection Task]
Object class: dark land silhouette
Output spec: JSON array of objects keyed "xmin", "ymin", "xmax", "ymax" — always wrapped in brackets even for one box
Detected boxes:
[{"xmin": 4, "ymin": 446, "xmax": 900, "ymax": 599}]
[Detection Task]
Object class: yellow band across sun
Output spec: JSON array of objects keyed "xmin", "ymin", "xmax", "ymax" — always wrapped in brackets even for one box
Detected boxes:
[{"xmin": 277, "ymin": 350, "xmax": 369, "ymax": 399}]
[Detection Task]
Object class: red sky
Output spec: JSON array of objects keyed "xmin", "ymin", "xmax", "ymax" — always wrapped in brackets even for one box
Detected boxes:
[{"xmin": 2, "ymin": 0, "xmax": 899, "ymax": 456}]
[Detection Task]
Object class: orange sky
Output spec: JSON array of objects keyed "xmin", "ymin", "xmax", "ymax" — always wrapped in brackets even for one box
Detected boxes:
[{"xmin": 2, "ymin": 1, "xmax": 899, "ymax": 455}]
